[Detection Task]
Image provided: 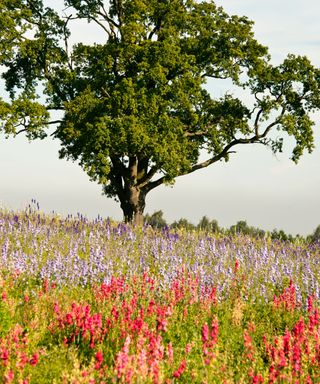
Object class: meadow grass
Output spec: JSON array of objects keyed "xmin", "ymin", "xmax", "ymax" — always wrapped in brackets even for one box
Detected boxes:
[{"xmin": 0, "ymin": 208, "xmax": 319, "ymax": 383}]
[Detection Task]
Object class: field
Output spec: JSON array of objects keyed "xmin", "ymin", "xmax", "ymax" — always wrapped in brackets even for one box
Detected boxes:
[{"xmin": 0, "ymin": 207, "xmax": 319, "ymax": 383}]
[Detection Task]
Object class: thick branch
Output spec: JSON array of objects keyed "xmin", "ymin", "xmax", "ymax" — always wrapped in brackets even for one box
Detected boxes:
[
  {"xmin": 145, "ymin": 110, "xmax": 286, "ymax": 192},
  {"xmin": 254, "ymin": 108, "xmax": 264, "ymax": 136},
  {"xmin": 129, "ymin": 156, "xmax": 138, "ymax": 184},
  {"xmin": 110, "ymin": 155, "xmax": 128, "ymax": 178},
  {"xmin": 187, "ymin": 137, "xmax": 258, "ymax": 173},
  {"xmin": 136, "ymin": 157, "xmax": 149, "ymax": 183},
  {"xmin": 144, "ymin": 137, "xmax": 255, "ymax": 193},
  {"xmin": 137, "ymin": 165, "xmax": 159, "ymax": 189}
]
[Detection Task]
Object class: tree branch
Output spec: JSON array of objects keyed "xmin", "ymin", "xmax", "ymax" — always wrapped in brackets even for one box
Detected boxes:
[
  {"xmin": 90, "ymin": 15, "xmax": 113, "ymax": 37},
  {"xmin": 16, "ymin": 128, "xmax": 28, "ymax": 135},
  {"xmin": 110, "ymin": 155, "xmax": 128, "ymax": 178},
  {"xmin": 46, "ymin": 106, "xmax": 65, "ymax": 111},
  {"xmin": 15, "ymin": 119, "xmax": 62, "ymax": 136},
  {"xmin": 62, "ymin": 14, "xmax": 73, "ymax": 71},
  {"xmin": 47, "ymin": 119, "xmax": 63, "ymax": 125},
  {"xmin": 138, "ymin": 165, "xmax": 159, "ymax": 189},
  {"xmin": 148, "ymin": 13, "xmax": 165, "ymax": 40},
  {"xmin": 144, "ymin": 111, "xmax": 285, "ymax": 193},
  {"xmin": 108, "ymin": 168, "xmax": 126, "ymax": 201},
  {"xmin": 254, "ymin": 108, "xmax": 264, "ymax": 136},
  {"xmin": 184, "ymin": 129, "xmax": 208, "ymax": 138}
]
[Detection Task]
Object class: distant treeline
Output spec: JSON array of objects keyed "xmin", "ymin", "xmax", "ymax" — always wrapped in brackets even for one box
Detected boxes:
[{"xmin": 144, "ymin": 210, "xmax": 320, "ymax": 244}]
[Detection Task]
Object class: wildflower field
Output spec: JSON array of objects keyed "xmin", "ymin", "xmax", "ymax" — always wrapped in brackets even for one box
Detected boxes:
[{"xmin": 0, "ymin": 208, "xmax": 319, "ymax": 383}]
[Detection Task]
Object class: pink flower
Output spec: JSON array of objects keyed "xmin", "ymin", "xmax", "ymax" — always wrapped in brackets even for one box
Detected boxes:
[
  {"xmin": 4, "ymin": 370, "xmax": 14, "ymax": 383},
  {"xmin": 185, "ymin": 343, "xmax": 192, "ymax": 354},
  {"xmin": 291, "ymin": 345, "xmax": 301, "ymax": 372},
  {"xmin": 17, "ymin": 352, "xmax": 28, "ymax": 369},
  {"xmin": 202, "ymin": 323, "xmax": 209, "ymax": 343},
  {"xmin": 1, "ymin": 348, "xmax": 9, "ymax": 366},
  {"xmin": 211, "ymin": 318, "xmax": 219, "ymax": 344},
  {"xmin": 173, "ymin": 360, "xmax": 186, "ymax": 378},
  {"xmin": 29, "ymin": 353, "xmax": 39, "ymax": 366},
  {"xmin": 53, "ymin": 302, "xmax": 60, "ymax": 314},
  {"xmin": 115, "ymin": 336, "xmax": 131, "ymax": 378}
]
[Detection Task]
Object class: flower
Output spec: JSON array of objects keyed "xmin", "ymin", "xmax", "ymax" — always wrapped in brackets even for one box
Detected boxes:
[
  {"xmin": 173, "ymin": 360, "xmax": 186, "ymax": 378},
  {"xmin": 29, "ymin": 353, "xmax": 39, "ymax": 366}
]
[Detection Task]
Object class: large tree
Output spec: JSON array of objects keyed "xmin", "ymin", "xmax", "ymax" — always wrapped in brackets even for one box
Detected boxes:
[{"xmin": 1, "ymin": 0, "xmax": 320, "ymax": 224}]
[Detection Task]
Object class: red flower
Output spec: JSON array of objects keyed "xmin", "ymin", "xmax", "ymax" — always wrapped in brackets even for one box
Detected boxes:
[
  {"xmin": 173, "ymin": 360, "xmax": 186, "ymax": 378},
  {"xmin": 95, "ymin": 350, "xmax": 103, "ymax": 364},
  {"xmin": 1, "ymin": 348, "xmax": 9, "ymax": 365},
  {"xmin": 65, "ymin": 313, "xmax": 73, "ymax": 325},
  {"xmin": 252, "ymin": 374, "xmax": 264, "ymax": 383},
  {"xmin": 29, "ymin": 353, "xmax": 39, "ymax": 366},
  {"xmin": 234, "ymin": 259, "xmax": 240, "ymax": 274}
]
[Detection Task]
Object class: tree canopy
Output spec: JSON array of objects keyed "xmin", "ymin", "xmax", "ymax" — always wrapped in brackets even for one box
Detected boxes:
[{"xmin": 1, "ymin": 0, "xmax": 320, "ymax": 224}]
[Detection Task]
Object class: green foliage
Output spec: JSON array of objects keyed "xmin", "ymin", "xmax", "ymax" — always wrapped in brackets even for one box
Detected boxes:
[
  {"xmin": 171, "ymin": 217, "xmax": 196, "ymax": 230},
  {"xmin": 0, "ymin": 301, "xmax": 11, "ymax": 337},
  {"xmin": 269, "ymin": 228, "xmax": 304, "ymax": 243},
  {"xmin": 144, "ymin": 210, "xmax": 168, "ymax": 229},
  {"xmin": 309, "ymin": 224, "xmax": 320, "ymax": 243},
  {"xmin": 229, "ymin": 220, "xmax": 265, "ymax": 238},
  {"xmin": 197, "ymin": 215, "xmax": 220, "ymax": 233},
  {"xmin": 1, "ymin": 1, "xmax": 320, "ymax": 221}
]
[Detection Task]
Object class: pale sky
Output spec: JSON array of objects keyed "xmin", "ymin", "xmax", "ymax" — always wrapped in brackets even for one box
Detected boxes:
[{"xmin": 1, "ymin": 0, "xmax": 320, "ymax": 235}]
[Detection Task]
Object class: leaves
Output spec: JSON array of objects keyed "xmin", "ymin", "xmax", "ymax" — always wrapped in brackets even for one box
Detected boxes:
[{"xmin": 0, "ymin": 94, "xmax": 49, "ymax": 139}]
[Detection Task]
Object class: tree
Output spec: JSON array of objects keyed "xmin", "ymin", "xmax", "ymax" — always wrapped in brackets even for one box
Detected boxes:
[
  {"xmin": 144, "ymin": 210, "xmax": 167, "ymax": 229},
  {"xmin": 309, "ymin": 224, "xmax": 320, "ymax": 243},
  {"xmin": 1, "ymin": 1, "xmax": 320, "ymax": 224},
  {"xmin": 270, "ymin": 229, "xmax": 290, "ymax": 242},
  {"xmin": 171, "ymin": 218, "xmax": 195, "ymax": 231},
  {"xmin": 230, "ymin": 220, "xmax": 250, "ymax": 235},
  {"xmin": 197, "ymin": 215, "xmax": 219, "ymax": 233},
  {"xmin": 229, "ymin": 220, "xmax": 265, "ymax": 238}
]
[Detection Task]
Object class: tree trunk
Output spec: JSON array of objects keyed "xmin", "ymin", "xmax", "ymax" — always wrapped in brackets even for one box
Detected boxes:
[{"xmin": 120, "ymin": 185, "xmax": 146, "ymax": 226}]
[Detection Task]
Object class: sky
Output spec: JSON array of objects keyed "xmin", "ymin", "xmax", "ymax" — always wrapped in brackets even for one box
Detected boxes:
[{"xmin": 1, "ymin": 0, "xmax": 320, "ymax": 235}]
